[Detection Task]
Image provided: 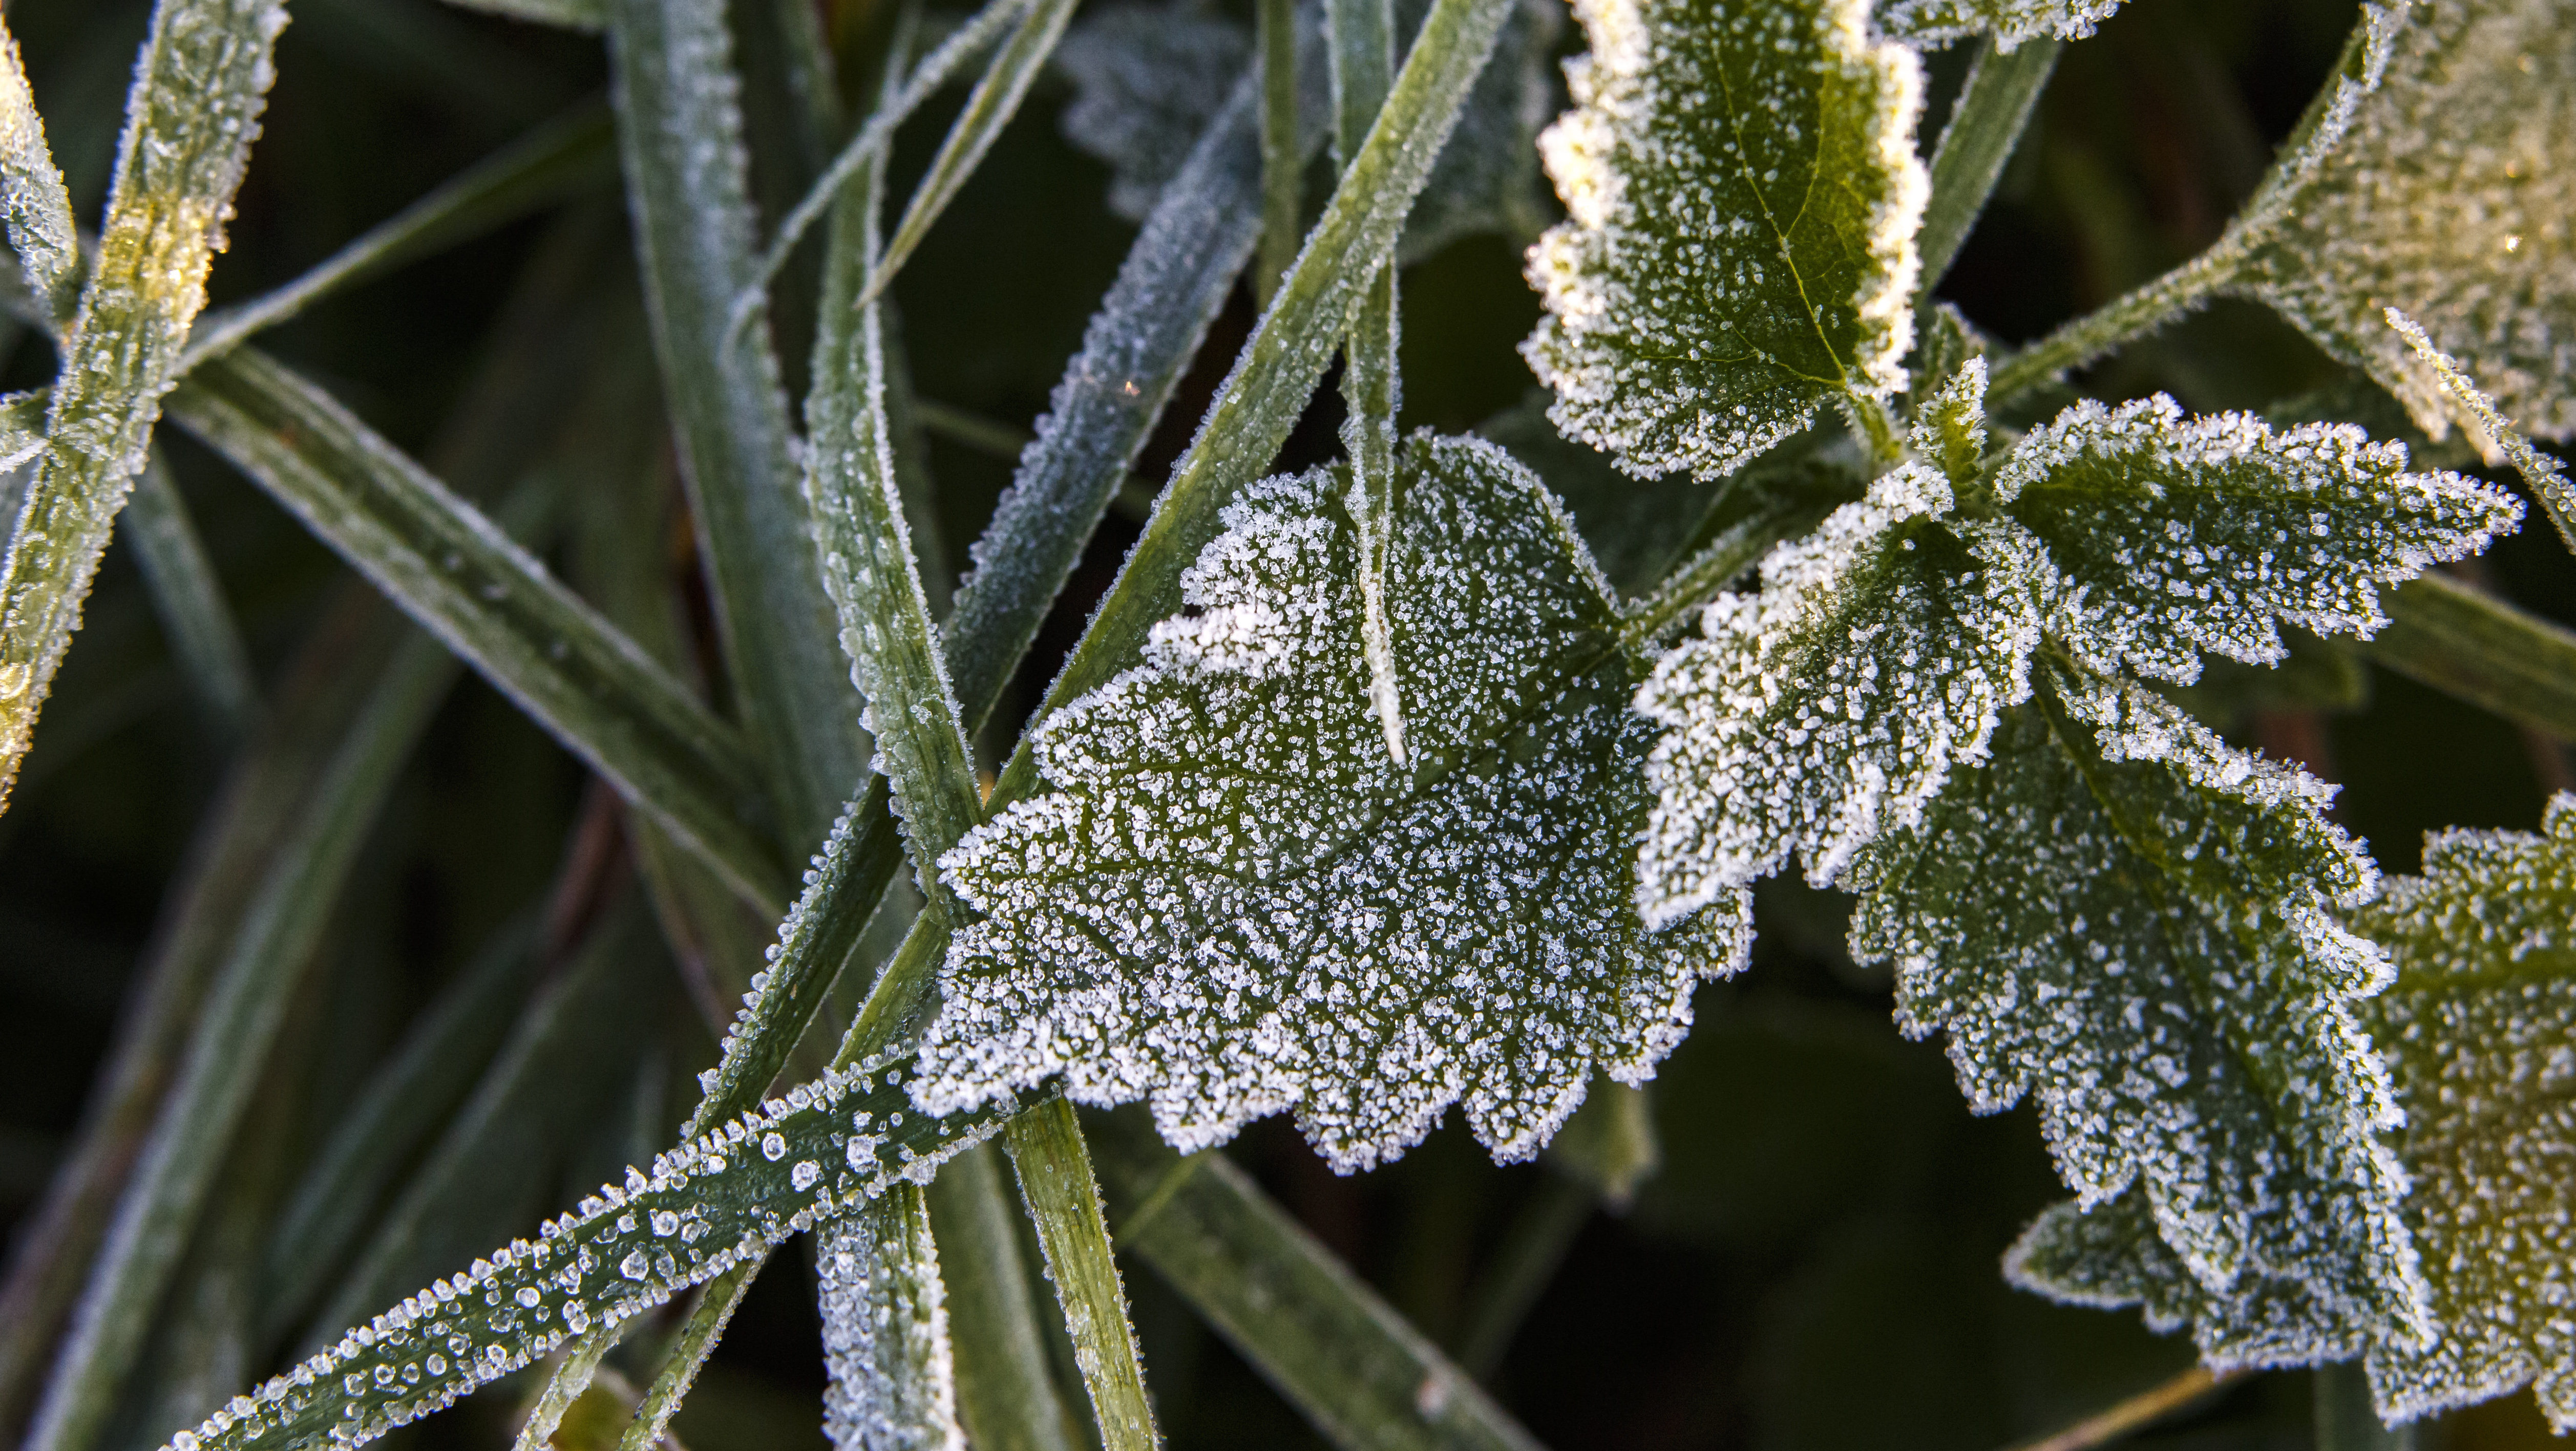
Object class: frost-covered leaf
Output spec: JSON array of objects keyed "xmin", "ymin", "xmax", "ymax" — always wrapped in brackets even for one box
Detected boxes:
[
  {"xmin": 1633, "ymin": 456, "xmax": 2050, "ymax": 921},
  {"xmin": 1054, "ymin": 0, "xmax": 1556, "ymax": 258},
  {"xmin": 2233, "ymin": 0, "xmax": 2576, "ymax": 440},
  {"xmin": 1523, "ymin": 0, "xmax": 1926, "ymax": 480},
  {"xmin": 1054, "ymin": 0, "xmax": 1252, "ymax": 222},
  {"xmin": 153, "ymin": 1056, "xmax": 1021, "ymax": 1451},
  {"xmin": 1854, "ymin": 661, "xmax": 2429, "ymax": 1358},
  {"xmin": 914, "ymin": 434, "xmax": 1752, "ymax": 1172},
  {"xmin": 1873, "ymin": 0, "xmax": 2124, "ymax": 51},
  {"xmin": 820, "ymin": 1186, "xmax": 966, "ymax": 1451},
  {"xmin": 2389, "ymin": 306, "xmax": 2576, "ymax": 551},
  {"xmin": 2354, "ymin": 798, "xmax": 2576, "ymax": 1427},
  {"xmin": 1994, "ymin": 392, "xmax": 2522, "ymax": 685}
]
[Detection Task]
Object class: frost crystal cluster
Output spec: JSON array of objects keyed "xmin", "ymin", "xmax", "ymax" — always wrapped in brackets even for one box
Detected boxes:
[
  {"xmin": 1872, "ymin": 0, "xmax": 2127, "ymax": 49},
  {"xmin": 2233, "ymin": 0, "xmax": 2576, "ymax": 440},
  {"xmin": 819, "ymin": 1190, "xmax": 965, "ymax": 1451},
  {"xmin": 1522, "ymin": 0, "xmax": 1926, "ymax": 479},
  {"xmin": 916, "ymin": 435, "xmax": 1750, "ymax": 1171}
]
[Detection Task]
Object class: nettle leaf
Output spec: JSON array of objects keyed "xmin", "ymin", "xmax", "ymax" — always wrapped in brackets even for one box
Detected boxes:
[
  {"xmin": 1852, "ymin": 662, "xmax": 2431, "ymax": 1356},
  {"xmin": 1634, "ymin": 445, "xmax": 2052, "ymax": 922},
  {"xmin": 1872, "ymin": 0, "xmax": 2125, "ymax": 49},
  {"xmin": 913, "ymin": 434, "xmax": 1752, "ymax": 1171},
  {"xmin": 2234, "ymin": 0, "xmax": 2576, "ymax": 440},
  {"xmin": 2356, "ymin": 798, "xmax": 2576, "ymax": 1428},
  {"xmin": 1995, "ymin": 393, "xmax": 2525, "ymax": 685},
  {"xmin": 1523, "ymin": 0, "xmax": 1926, "ymax": 480},
  {"xmin": 156, "ymin": 1057, "xmax": 1020, "ymax": 1451}
]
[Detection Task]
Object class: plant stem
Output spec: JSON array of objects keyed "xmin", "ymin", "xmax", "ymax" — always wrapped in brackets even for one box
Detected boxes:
[
  {"xmin": 1618, "ymin": 496, "xmax": 1832, "ymax": 654},
  {"xmin": 1986, "ymin": 240, "xmax": 2247, "ymax": 404},
  {"xmin": 1916, "ymin": 37, "xmax": 2059, "ymax": 300},
  {"xmin": 2001, "ymin": 1367, "xmax": 2234, "ymax": 1451},
  {"xmin": 1452, "ymin": 1175, "xmax": 1589, "ymax": 1380}
]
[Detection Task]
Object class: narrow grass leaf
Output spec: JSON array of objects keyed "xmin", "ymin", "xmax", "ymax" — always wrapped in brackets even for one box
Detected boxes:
[
  {"xmin": 29, "ymin": 629, "xmax": 455, "ymax": 1451},
  {"xmin": 819, "ymin": 1185, "xmax": 965, "ymax": 1451},
  {"xmin": 0, "ymin": 17, "xmax": 79, "ymax": 325},
  {"xmin": 607, "ymin": 0, "xmax": 867, "ymax": 848},
  {"xmin": 0, "ymin": 0, "xmax": 289, "ymax": 816},
  {"xmin": 1094, "ymin": 1118, "xmax": 1547, "ymax": 1451},
  {"xmin": 1001, "ymin": 1100, "xmax": 1158, "ymax": 1451},
  {"xmin": 120, "ymin": 451, "xmax": 258, "ymax": 741},
  {"xmin": 155, "ymin": 1056, "xmax": 1037, "ymax": 1451},
  {"xmin": 1329, "ymin": 0, "xmax": 1407, "ymax": 765},
  {"xmin": 1914, "ymin": 37, "xmax": 2058, "ymax": 300},
  {"xmin": 2388, "ymin": 308, "xmax": 2576, "ymax": 550},
  {"xmin": 1256, "ymin": 0, "xmax": 1302, "ymax": 306},
  {"xmin": 2365, "ymin": 572, "xmax": 2576, "ymax": 745},
  {"xmin": 438, "ymin": 0, "xmax": 605, "ymax": 32},
  {"xmin": 165, "ymin": 349, "xmax": 788, "ymax": 912},
  {"xmin": 925, "ymin": 1145, "xmax": 1082, "ymax": 1451},
  {"xmin": 180, "ymin": 101, "xmax": 618, "ymax": 371}
]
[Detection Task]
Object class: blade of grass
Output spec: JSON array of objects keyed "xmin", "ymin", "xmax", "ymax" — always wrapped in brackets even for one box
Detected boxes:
[
  {"xmin": 26, "ymin": 623, "xmax": 457, "ymax": 1451},
  {"xmin": 1915, "ymin": 37, "xmax": 2059, "ymax": 303},
  {"xmin": 863, "ymin": 0, "xmax": 1079, "ymax": 303},
  {"xmin": 2364, "ymin": 572, "xmax": 2576, "ymax": 745},
  {"xmin": 439, "ymin": 0, "xmax": 605, "ymax": 31},
  {"xmin": 179, "ymin": 100, "xmax": 617, "ymax": 370},
  {"xmin": 1254, "ymin": 0, "xmax": 1301, "ymax": 308},
  {"xmin": 164, "ymin": 349, "xmax": 789, "ymax": 912},
  {"xmin": 927, "ymin": 1144, "xmax": 1084, "ymax": 1451},
  {"xmin": 1001, "ymin": 1101, "xmax": 1158, "ymax": 1451},
  {"xmin": 1450, "ymin": 1176, "xmax": 1588, "ymax": 1380},
  {"xmin": 0, "ymin": 0, "xmax": 289, "ymax": 815},
  {"xmin": 1328, "ymin": 0, "xmax": 1405, "ymax": 763},
  {"xmin": 0, "ymin": 17, "xmax": 80, "ymax": 325},
  {"xmin": 119, "ymin": 449, "xmax": 258, "ymax": 743},
  {"xmin": 607, "ymin": 0, "xmax": 868, "ymax": 849},
  {"xmin": 1092, "ymin": 1116, "xmax": 1548, "ymax": 1451},
  {"xmin": 252, "ymin": 914, "xmax": 541, "ymax": 1346}
]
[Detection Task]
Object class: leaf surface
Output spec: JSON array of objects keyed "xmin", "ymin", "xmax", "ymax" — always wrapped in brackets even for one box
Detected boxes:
[
  {"xmin": 1522, "ymin": 0, "xmax": 1925, "ymax": 479},
  {"xmin": 918, "ymin": 435, "xmax": 1751, "ymax": 1170}
]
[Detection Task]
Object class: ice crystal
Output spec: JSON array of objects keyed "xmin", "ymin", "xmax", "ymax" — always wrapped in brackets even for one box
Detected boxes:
[
  {"xmin": 1633, "ymin": 456, "xmax": 2051, "ymax": 921},
  {"xmin": 915, "ymin": 434, "xmax": 1751, "ymax": 1171},
  {"xmin": 2234, "ymin": 0, "xmax": 2575, "ymax": 439},
  {"xmin": 2356, "ymin": 797, "xmax": 2576, "ymax": 1427},
  {"xmin": 1996, "ymin": 392, "xmax": 2523, "ymax": 685},
  {"xmin": 819, "ymin": 1188, "xmax": 964, "ymax": 1451},
  {"xmin": 1524, "ymin": 0, "xmax": 1926, "ymax": 480},
  {"xmin": 1873, "ymin": 0, "xmax": 2125, "ymax": 50},
  {"xmin": 1854, "ymin": 660, "xmax": 2429, "ymax": 1355}
]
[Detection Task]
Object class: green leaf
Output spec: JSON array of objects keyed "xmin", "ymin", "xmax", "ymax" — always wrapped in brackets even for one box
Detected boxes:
[
  {"xmin": 999, "ymin": 1099, "xmax": 1159, "ymax": 1451},
  {"xmin": 1634, "ymin": 432, "xmax": 2053, "ymax": 921},
  {"xmin": 0, "ymin": 0, "xmax": 289, "ymax": 814},
  {"xmin": 2232, "ymin": 0, "xmax": 2575, "ymax": 442},
  {"xmin": 155, "ymin": 1056, "xmax": 1035, "ymax": 1451},
  {"xmin": 917, "ymin": 435, "xmax": 1751, "ymax": 1170},
  {"xmin": 925, "ymin": 1145, "xmax": 1084, "ymax": 1451},
  {"xmin": 1875, "ymin": 0, "xmax": 2121, "ymax": 50},
  {"xmin": 2387, "ymin": 307, "xmax": 2576, "ymax": 551},
  {"xmin": 2348, "ymin": 796, "xmax": 2576, "ymax": 1429},
  {"xmin": 121, "ymin": 449, "xmax": 259, "ymax": 741},
  {"xmin": 1995, "ymin": 391, "xmax": 2524, "ymax": 686},
  {"xmin": 1522, "ymin": 0, "xmax": 1926, "ymax": 480},
  {"xmin": 1851, "ymin": 660, "xmax": 2430, "ymax": 1366},
  {"xmin": 440, "ymin": 0, "xmax": 605, "ymax": 31},
  {"xmin": 1393, "ymin": 0, "xmax": 1560, "ymax": 263},
  {"xmin": 1914, "ymin": 39, "xmax": 2058, "ymax": 300},
  {"xmin": 0, "ymin": 17, "xmax": 80, "ymax": 325},
  {"xmin": 163, "ymin": 350, "xmax": 790, "ymax": 913}
]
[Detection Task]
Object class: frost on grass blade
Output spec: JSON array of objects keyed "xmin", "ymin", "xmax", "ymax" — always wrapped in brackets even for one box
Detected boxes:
[
  {"xmin": 2232, "ymin": 0, "xmax": 2575, "ymax": 440},
  {"xmin": 1523, "ymin": 0, "xmax": 1925, "ymax": 480},
  {"xmin": 1395, "ymin": 0, "xmax": 1560, "ymax": 262},
  {"xmin": 1855, "ymin": 662, "xmax": 2429, "ymax": 1364},
  {"xmin": 819, "ymin": 1186, "xmax": 966, "ymax": 1451},
  {"xmin": 915, "ymin": 435, "xmax": 1751, "ymax": 1172},
  {"xmin": 1995, "ymin": 392, "xmax": 2522, "ymax": 685},
  {"xmin": 153, "ymin": 1058, "xmax": 1018, "ymax": 1451},
  {"xmin": 2388, "ymin": 307, "xmax": 2576, "ymax": 551},
  {"xmin": 2349, "ymin": 798, "xmax": 2576, "ymax": 1429},
  {"xmin": 1873, "ymin": 0, "xmax": 2124, "ymax": 50},
  {"xmin": 1054, "ymin": 0, "xmax": 1252, "ymax": 221},
  {"xmin": 1633, "ymin": 456, "xmax": 2050, "ymax": 922}
]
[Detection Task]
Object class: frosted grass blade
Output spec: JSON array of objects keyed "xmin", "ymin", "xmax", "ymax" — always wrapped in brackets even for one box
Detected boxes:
[
  {"xmin": 1093, "ymin": 1118, "xmax": 1547, "ymax": 1451},
  {"xmin": 608, "ymin": 0, "xmax": 867, "ymax": 848},
  {"xmin": 27, "ymin": 629, "xmax": 456, "ymax": 1451},
  {"xmin": 180, "ymin": 101, "xmax": 617, "ymax": 370},
  {"xmin": 1256, "ymin": 0, "xmax": 1301, "ymax": 306},
  {"xmin": 926, "ymin": 1145, "xmax": 1083, "ymax": 1451},
  {"xmin": 154, "ymin": 1056, "xmax": 1039, "ymax": 1451},
  {"xmin": 1328, "ymin": 0, "xmax": 1407, "ymax": 764},
  {"xmin": 440, "ymin": 0, "xmax": 605, "ymax": 31},
  {"xmin": 867, "ymin": 0, "xmax": 1082, "ymax": 302},
  {"xmin": 1915, "ymin": 37, "xmax": 2058, "ymax": 298},
  {"xmin": 0, "ymin": 0, "xmax": 289, "ymax": 816},
  {"xmin": 120, "ymin": 451, "xmax": 258, "ymax": 741},
  {"xmin": 1002, "ymin": 1101, "xmax": 1159, "ymax": 1451},
  {"xmin": 990, "ymin": 0, "xmax": 1516, "ymax": 810},
  {"xmin": 165, "ymin": 349, "xmax": 789, "ymax": 912},
  {"xmin": 2389, "ymin": 308, "xmax": 2576, "ymax": 551},
  {"xmin": 818, "ymin": 1185, "xmax": 966, "ymax": 1451},
  {"xmin": 0, "ymin": 18, "xmax": 79, "ymax": 325},
  {"xmin": 2367, "ymin": 573, "xmax": 2576, "ymax": 745},
  {"xmin": 254, "ymin": 917, "xmax": 539, "ymax": 1344}
]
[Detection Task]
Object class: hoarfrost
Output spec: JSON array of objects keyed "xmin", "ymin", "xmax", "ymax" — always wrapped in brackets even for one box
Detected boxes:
[
  {"xmin": 1873, "ymin": 0, "xmax": 2126, "ymax": 50},
  {"xmin": 916, "ymin": 434, "xmax": 1751, "ymax": 1171},
  {"xmin": 2388, "ymin": 307, "xmax": 2576, "ymax": 550},
  {"xmin": 1997, "ymin": 392, "xmax": 2521, "ymax": 685},
  {"xmin": 1854, "ymin": 660, "xmax": 2428, "ymax": 1355},
  {"xmin": 1523, "ymin": 0, "xmax": 1926, "ymax": 480},
  {"xmin": 819, "ymin": 1187, "xmax": 965, "ymax": 1451},
  {"xmin": 2233, "ymin": 0, "xmax": 2576, "ymax": 440}
]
